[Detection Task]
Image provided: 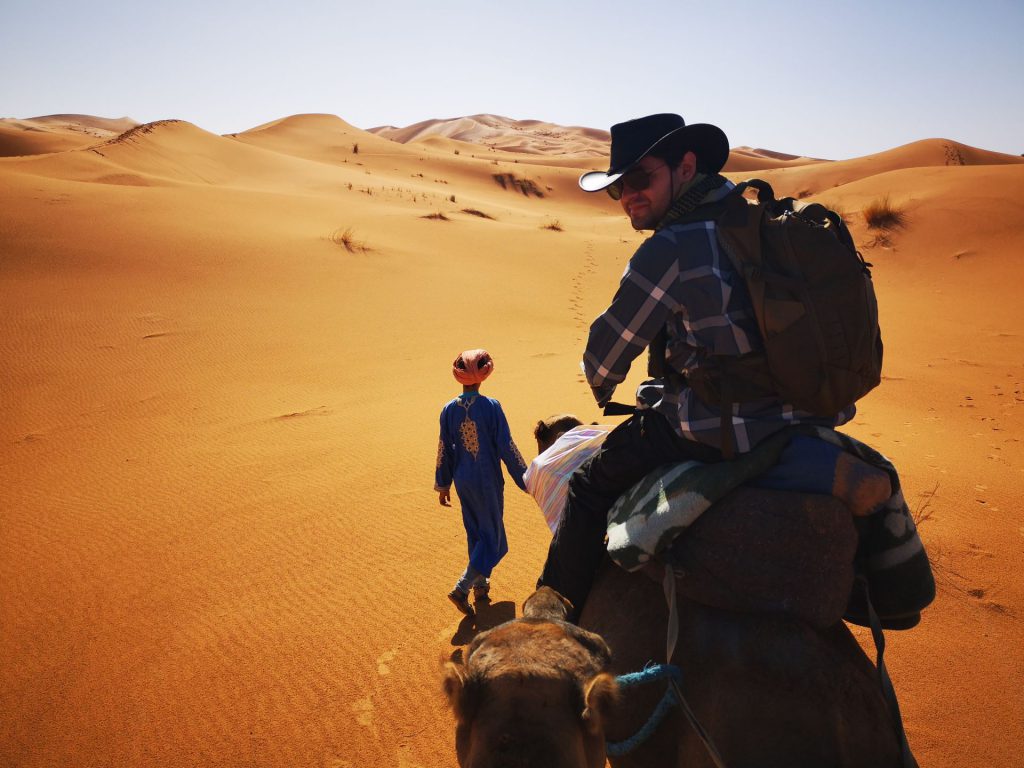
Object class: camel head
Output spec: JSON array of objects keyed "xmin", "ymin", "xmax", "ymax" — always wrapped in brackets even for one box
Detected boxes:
[{"xmin": 443, "ymin": 587, "xmax": 618, "ymax": 768}]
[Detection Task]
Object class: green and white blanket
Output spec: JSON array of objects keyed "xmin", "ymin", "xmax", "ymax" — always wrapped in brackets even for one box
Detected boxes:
[{"xmin": 605, "ymin": 425, "xmax": 935, "ymax": 625}]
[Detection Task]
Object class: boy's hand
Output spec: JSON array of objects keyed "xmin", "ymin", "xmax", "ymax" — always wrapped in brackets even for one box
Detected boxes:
[{"xmin": 439, "ymin": 489, "xmax": 451, "ymax": 506}]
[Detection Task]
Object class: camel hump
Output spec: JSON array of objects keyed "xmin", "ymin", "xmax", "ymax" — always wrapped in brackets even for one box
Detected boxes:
[{"xmin": 668, "ymin": 487, "xmax": 857, "ymax": 628}]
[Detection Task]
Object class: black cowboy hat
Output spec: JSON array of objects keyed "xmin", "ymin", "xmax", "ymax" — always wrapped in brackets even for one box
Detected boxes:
[{"xmin": 579, "ymin": 113, "xmax": 730, "ymax": 192}]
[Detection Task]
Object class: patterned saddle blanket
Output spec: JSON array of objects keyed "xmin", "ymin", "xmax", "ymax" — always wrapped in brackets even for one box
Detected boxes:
[{"xmin": 606, "ymin": 426, "xmax": 935, "ymax": 629}]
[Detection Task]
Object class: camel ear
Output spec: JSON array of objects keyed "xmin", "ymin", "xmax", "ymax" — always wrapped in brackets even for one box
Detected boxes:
[
  {"xmin": 443, "ymin": 661, "xmax": 480, "ymax": 725},
  {"xmin": 581, "ymin": 673, "xmax": 619, "ymax": 733},
  {"xmin": 442, "ymin": 662, "xmax": 466, "ymax": 716}
]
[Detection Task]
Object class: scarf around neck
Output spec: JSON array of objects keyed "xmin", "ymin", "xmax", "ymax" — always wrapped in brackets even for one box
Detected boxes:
[{"xmin": 655, "ymin": 172, "xmax": 729, "ymax": 231}]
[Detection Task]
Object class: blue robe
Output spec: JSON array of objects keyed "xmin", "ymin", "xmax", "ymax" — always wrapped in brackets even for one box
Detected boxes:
[{"xmin": 436, "ymin": 394, "xmax": 527, "ymax": 577}]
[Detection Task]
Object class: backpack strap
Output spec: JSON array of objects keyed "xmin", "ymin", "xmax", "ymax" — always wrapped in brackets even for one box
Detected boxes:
[
  {"xmin": 662, "ymin": 180, "xmax": 781, "ymax": 457},
  {"xmin": 855, "ymin": 574, "xmax": 920, "ymax": 768}
]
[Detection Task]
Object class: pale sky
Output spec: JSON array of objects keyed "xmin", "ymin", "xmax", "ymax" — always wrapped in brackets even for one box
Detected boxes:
[{"xmin": 2, "ymin": 0, "xmax": 1022, "ymax": 160}]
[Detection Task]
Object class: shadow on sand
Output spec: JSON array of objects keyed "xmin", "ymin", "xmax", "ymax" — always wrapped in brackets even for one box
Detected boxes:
[{"xmin": 450, "ymin": 598, "xmax": 517, "ymax": 648}]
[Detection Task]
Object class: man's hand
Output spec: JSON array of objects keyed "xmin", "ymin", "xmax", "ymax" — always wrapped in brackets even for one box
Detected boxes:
[{"xmin": 439, "ymin": 489, "xmax": 451, "ymax": 506}]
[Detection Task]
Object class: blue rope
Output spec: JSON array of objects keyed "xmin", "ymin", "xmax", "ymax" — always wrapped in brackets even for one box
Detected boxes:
[{"xmin": 605, "ymin": 664, "xmax": 683, "ymax": 757}]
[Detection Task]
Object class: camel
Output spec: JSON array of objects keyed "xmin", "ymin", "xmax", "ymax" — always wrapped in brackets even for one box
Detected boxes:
[
  {"xmin": 445, "ymin": 536, "xmax": 904, "ymax": 767},
  {"xmin": 443, "ymin": 587, "xmax": 618, "ymax": 768},
  {"xmin": 443, "ymin": 416, "xmax": 910, "ymax": 767}
]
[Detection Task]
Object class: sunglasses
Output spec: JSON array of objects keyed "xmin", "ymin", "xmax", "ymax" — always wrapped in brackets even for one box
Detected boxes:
[{"xmin": 607, "ymin": 162, "xmax": 666, "ymax": 200}]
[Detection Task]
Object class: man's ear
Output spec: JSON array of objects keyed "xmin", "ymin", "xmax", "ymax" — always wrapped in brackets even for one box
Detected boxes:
[{"xmin": 677, "ymin": 150, "xmax": 698, "ymax": 183}]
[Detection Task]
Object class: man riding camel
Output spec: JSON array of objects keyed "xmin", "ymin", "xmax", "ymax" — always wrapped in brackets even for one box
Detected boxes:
[{"xmin": 537, "ymin": 113, "xmax": 858, "ymax": 618}]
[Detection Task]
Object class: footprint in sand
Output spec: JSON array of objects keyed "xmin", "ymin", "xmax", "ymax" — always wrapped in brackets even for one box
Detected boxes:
[
  {"xmin": 377, "ymin": 649, "xmax": 396, "ymax": 676},
  {"xmin": 965, "ymin": 543, "xmax": 994, "ymax": 559},
  {"xmin": 352, "ymin": 696, "xmax": 374, "ymax": 727},
  {"xmin": 967, "ymin": 588, "xmax": 1009, "ymax": 615}
]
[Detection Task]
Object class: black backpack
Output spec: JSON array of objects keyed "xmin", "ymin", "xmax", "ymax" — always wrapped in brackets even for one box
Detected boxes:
[{"xmin": 670, "ymin": 179, "xmax": 884, "ymax": 456}]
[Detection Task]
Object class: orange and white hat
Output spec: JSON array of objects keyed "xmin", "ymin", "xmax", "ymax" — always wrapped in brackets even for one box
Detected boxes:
[{"xmin": 453, "ymin": 349, "xmax": 493, "ymax": 385}]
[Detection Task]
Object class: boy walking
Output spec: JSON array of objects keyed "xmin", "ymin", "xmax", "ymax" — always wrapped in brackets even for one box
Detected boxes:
[{"xmin": 435, "ymin": 349, "xmax": 528, "ymax": 617}]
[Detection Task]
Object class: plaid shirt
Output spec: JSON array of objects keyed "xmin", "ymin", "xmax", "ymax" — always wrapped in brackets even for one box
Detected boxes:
[{"xmin": 584, "ymin": 181, "xmax": 854, "ymax": 454}]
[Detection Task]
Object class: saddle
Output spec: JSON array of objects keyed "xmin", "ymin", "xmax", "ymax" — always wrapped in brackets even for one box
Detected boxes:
[
  {"xmin": 665, "ymin": 486, "xmax": 856, "ymax": 630},
  {"xmin": 607, "ymin": 426, "xmax": 935, "ymax": 631}
]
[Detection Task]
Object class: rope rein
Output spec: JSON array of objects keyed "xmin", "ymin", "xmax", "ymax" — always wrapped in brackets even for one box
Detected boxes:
[
  {"xmin": 603, "ymin": 565, "xmax": 729, "ymax": 766},
  {"xmin": 605, "ymin": 665, "xmax": 682, "ymax": 757},
  {"xmin": 605, "ymin": 663, "xmax": 728, "ymax": 767}
]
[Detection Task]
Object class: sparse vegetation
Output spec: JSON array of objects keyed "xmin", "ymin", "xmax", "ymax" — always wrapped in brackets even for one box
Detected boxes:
[
  {"xmin": 461, "ymin": 208, "xmax": 495, "ymax": 220},
  {"xmin": 543, "ymin": 220, "xmax": 564, "ymax": 232},
  {"xmin": 352, "ymin": 143, "xmax": 359, "ymax": 154},
  {"xmin": 449, "ymin": 194, "xmax": 456, "ymax": 203},
  {"xmin": 863, "ymin": 195, "xmax": 906, "ymax": 230},
  {"xmin": 423, "ymin": 212, "xmax": 450, "ymax": 221},
  {"xmin": 331, "ymin": 227, "xmax": 370, "ymax": 253},
  {"xmin": 492, "ymin": 173, "xmax": 545, "ymax": 198},
  {"xmin": 913, "ymin": 483, "xmax": 939, "ymax": 528}
]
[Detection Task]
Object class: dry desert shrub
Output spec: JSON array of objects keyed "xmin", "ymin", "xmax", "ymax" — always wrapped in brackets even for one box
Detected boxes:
[
  {"xmin": 331, "ymin": 227, "xmax": 370, "ymax": 253},
  {"xmin": 492, "ymin": 173, "xmax": 544, "ymax": 198},
  {"xmin": 461, "ymin": 208, "xmax": 495, "ymax": 220},
  {"xmin": 422, "ymin": 212, "xmax": 450, "ymax": 221},
  {"xmin": 863, "ymin": 195, "xmax": 906, "ymax": 230},
  {"xmin": 542, "ymin": 220, "xmax": 563, "ymax": 231}
]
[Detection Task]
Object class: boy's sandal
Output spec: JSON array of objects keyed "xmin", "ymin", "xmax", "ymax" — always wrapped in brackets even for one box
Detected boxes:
[{"xmin": 448, "ymin": 589, "xmax": 475, "ymax": 616}]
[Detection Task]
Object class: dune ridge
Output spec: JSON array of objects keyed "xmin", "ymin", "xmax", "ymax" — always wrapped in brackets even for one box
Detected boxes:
[
  {"xmin": 369, "ymin": 113, "xmax": 611, "ymax": 158},
  {"xmin": 0, "ymin": 114, "xmax": 139, "ymax": 157},
  {"xmin": 1, "ymin": 112, "xmax": 1022, "ymax": 768},
  {"xmin": 731, "ymin": 137, "xmax": 1024, "ymax": 198}
]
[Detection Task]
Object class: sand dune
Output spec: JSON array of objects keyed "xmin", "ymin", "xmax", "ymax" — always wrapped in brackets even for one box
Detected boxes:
[
  {"xmin": 1, "ymin": 112, "xmax": 1022, "ymax": 768},
  {"xmin": 0, "ymin": 115, "xmax": 139, "ymax": 157},
  {"xmin": 370, "ymin": 113, "xmax": 611, "ymax": 158},
  {"xmin": 30, "ymin": 113, "xmax": 139, "ymax": 134},
  {"xmin": 3, "ymin": 118, "xmax": 375, "ymax": 192},
  {"xmin": 735, "ymin": 146, "xmax": 817, "ymax": 162},
  {"xmin": 230, "ymin": 112, "xmax": 420, "ymax": 165},
  {"xmin": 729, "ymin": 137, "xmax": 1024, "ymax": 199},
  {"xmin": 724, "ymin": 145, "xmax": 826, "ymax": 172},
  {"xmin": 372, "ymin": 115, "xmax": 844, "ymax": 174}
]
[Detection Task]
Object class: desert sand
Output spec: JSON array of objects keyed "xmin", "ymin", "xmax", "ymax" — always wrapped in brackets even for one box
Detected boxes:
[{"xmin": 1, "ymin": 112, "xmax": 1022, "ymax": 767}]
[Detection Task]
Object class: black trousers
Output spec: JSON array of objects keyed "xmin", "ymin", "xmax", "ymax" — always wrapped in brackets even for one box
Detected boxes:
[{"xmin": 538, "ymin": 410, "xmax": 722, "ymax": 619}]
